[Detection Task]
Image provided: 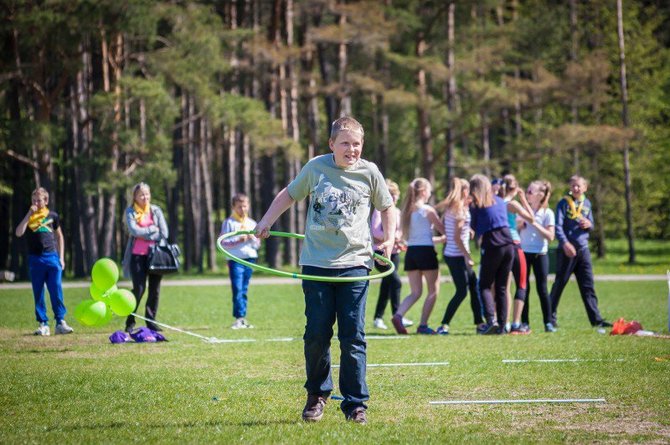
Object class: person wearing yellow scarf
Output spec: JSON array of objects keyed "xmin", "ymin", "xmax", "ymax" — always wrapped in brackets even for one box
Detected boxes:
[
  {"xmin": 133, "ymin": 201, "xmax": 151, "ymax": 223},
  {"xmin": 564, "ymin": 194, "xmax": 584, "ymax": 220},
  {"xmin": 220, "ymin": 193, "xmax": 260, "ymax": 330},
  {"xmin": 231, "ymin": 208, "xmax": 251, "ymax": 230},
  {"xmin": 15, "ymin": 187, "xmax": 73, "ymax": 336}
]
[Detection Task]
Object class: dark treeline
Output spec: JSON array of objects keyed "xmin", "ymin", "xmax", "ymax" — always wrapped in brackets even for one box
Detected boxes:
[{"xmin": 1, "ymin": 0, "xmax": 669, "ymax": 278}]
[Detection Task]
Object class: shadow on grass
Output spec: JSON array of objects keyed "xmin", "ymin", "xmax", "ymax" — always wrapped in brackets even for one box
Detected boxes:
[{"xmin": 49, "ymin": 418, "xmax": 298, "ymax": 433}]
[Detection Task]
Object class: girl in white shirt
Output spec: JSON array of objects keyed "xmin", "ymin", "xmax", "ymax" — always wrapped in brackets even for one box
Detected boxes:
[
  {"xmin": 391, "ymin": 178, "xmax": 446, "ymax": 335},
  {"xmin": 519, "ymin": 180, "xmax": 556, "ymax": 332}
]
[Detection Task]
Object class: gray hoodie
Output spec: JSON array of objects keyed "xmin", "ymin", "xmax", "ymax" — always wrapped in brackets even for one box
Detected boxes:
[{"xmin": 122, "ymin": 204, "xmax": 169, "ymax": 278}]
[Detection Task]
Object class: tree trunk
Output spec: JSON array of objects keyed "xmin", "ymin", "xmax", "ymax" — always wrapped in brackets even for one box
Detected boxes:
[
  {"xmin": 616, "ymin": 0, "xmax": 636, "ymax": 263},
  {"xmin": 445, "ymin": 1, "xmax": 457, "ymax": 181},
  {"xmin": 416, "ymin": 34, "xmax": 435, "ymax": 184},
  {"xmin": 201, "ymin": 118, "xmax": 217, "ymax": 271},
  {"xmin": 75, "ymin": 41, "xmax": 98, "ymax": 273}
]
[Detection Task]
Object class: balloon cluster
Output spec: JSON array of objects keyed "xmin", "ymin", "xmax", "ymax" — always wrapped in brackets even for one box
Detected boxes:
[{"xmin": 73, "ymin": 258, "xmax": 136, "ymax": 327}]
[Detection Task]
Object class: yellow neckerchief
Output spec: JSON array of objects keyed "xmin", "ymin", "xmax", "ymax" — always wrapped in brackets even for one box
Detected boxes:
[
  {"xmin": 28, "ymin": 207, "xmax": 50, "ymax": 231},
  {"xmin": 133, "ymin": 202, "xmax": 151, "ymax": 224},
  {"xmin": 231, "ymin": 210, "xmax": 250, "ymax": 230},
  {"xmin": 565, "ymin": 194, "xmax": 585, "ymax": 220}
]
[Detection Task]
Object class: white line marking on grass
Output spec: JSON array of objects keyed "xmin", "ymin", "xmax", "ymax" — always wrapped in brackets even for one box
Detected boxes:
[
  {"xmin": 267, "ymin": 337, "xmax": 297, "ymax": 342},
  {"xmin": 430, "ymin": 398, "xmax": 606, "ymax": 405},
  {"xmin": 333, "ymin": 361, "xmax": 449, "ymax": 368},
  {"xmin": 366, "ymin": 335, "xmax": 410, "ymax": 340},
  {"xmin": 205, "ymin": 338, "xmax": 257, "ymax": 343},
  {"xmin": 503, "ymin": 358, "xmax": 625, "ymax": 363}
]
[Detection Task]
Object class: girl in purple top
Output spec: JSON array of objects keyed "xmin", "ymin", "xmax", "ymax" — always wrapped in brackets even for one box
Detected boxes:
[{"xmin": 469, "ymin": 174, "xmax": 515, "ymax": 334}]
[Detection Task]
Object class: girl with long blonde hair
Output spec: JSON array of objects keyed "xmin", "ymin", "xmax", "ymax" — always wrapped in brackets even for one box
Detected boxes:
[
  {"xmin": 391, "ymin": 178, "xmax": 446, "ymax": 335},
  {"xmin": 434, "ymin": 177, "xmax": 483, "ymax": 334}
]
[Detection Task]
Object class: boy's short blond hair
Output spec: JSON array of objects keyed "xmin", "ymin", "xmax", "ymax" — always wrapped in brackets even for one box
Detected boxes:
[
  {"xmin": 32, "ymin": 187, "xmax": 49, "ymax": 202},
  {"xmin": 231, "ymin": 193, "xmax": 249, "ymax": 206},
  {"xmin": 330, "ymin": 116, "xmax": 364, "ymax": 140},
  {"xmin": 569, "ymin": 175, "xmax": 588, "ymax": 186}
]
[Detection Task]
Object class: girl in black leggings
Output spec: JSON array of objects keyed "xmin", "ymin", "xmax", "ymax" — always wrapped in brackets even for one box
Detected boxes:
[{"xmin": 469, "ymin": 174, "xmax": 515, "ymax": 334}]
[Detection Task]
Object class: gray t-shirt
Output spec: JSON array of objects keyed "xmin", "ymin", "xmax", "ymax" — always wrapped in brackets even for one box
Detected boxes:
[{"xmin": 287, "ymin": 154, "xmax": 393, "ymax": 269}]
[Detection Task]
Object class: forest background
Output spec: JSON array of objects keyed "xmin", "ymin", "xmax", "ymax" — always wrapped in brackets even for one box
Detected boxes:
[{"xmin": 1, "ymin": 0, "xmax": 669, "ymax": 279}]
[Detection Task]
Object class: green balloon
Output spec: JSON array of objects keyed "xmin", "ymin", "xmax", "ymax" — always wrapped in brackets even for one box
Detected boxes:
[
  {"xmin": 93, "ymin": 305, "xmax": 113, "ymax": 327},
  {"xmin": 74, "ymin": 299, "xmax": 96, "ymax": 324},
  {"xmin": 90, "ymin": 283, "xmax": 117, "ymax": 302},
  {"xmin": 74, "ymin": 300, "xmax": 109, "ymax": 327},
  {"xmin": 91, "ymin": 258, "xmax": 119, "ymax": 291},
  {"xmin": 109, "ymin": 289, "xmax": 136, "ymax": 317}
]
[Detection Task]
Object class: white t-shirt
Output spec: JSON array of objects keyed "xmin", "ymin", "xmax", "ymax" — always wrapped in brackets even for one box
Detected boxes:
[{"xmin": 520, "ymin": 207, "xmax": 555, "ymax": 254}]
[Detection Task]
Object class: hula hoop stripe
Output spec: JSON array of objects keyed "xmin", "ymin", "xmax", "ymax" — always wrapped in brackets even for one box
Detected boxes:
[{"xmin": 216, "ymin": 230, "xmax": 395, "ymax": 282}]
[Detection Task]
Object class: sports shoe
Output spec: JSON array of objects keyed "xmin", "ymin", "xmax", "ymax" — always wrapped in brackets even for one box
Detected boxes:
[
  {"xmin": 391, "ymin": 314, "xmax": 408, "ymax": 335},
  {"xmin": 34, "ymin": 323, "xmax": 50, "ymax": 336},
  {"xmin": 231, "ymin": 318, "xmax": 254, "ymax": 329},
  {"xmin": 510, "ymin": 323, "xmax": 531, "ymax": 335},
  {"xmin": 402, "ymin": 317, "xmax": 414, "ymax": 327},
  {"xmin": 302, "ymin": 394, "xmax": 327, "ymax": 422},
  {"xmin": 476, "ymin": 322, "xmax": 500, "ymax": 335},
  {"xmin": 436, "ymin": 324, "xmax": 449, "ymax": 335},
  {"xmin": 545, "ymin": 323, "xmax": 557, "ymax": 333},
  {"xmin": 345, "ymin": 407, "xmax": 367, "ymax": 425},
  {"xmin": 593, "ymin": 320, "xmax": 613, "ymax": 328},
  {"xmin": 417, "ymin": 325, "xmax": 436, "ymax": 335},
  {"xmin": 55, "ymin": 320, "xmax": 74, "ymax": 335},
  {"xmin": 373, "ymin": 318, "xmax": 388, "ymax": 330}
]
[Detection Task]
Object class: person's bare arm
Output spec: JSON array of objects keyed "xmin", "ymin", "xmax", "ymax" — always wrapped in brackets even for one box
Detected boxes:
[
  {"xmin": 55, "ymin": 227, "xmax": 65, "ymax": 268},
  {"xmin": 255, "ymin": 188, "xmax": 295, "ymax": 238},
  {"xmin": 15, "ymin": 205, "xmax": 36, "ymax": 237},
  {"xmin": 378, "ymin": 206, "xmax": 396, "ymax": 259},
  {"xmin": 455, "ymin": 218, "xmax": 474, "ymax": 266}
]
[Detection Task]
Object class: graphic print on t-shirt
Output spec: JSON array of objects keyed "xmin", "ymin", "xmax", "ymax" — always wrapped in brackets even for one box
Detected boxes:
[
  {"xmin": 310, "ymin": 174, "xmax": 365, "ymax": 234},
  {"xmin": 32, "ymin": 217, "xmax": 54, "ymax": 233}
]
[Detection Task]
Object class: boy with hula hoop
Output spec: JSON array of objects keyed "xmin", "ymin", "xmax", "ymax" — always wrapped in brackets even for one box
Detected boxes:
[{"xmin": 255, "ymin": 116, "xmax": 395, "ymax": 425}]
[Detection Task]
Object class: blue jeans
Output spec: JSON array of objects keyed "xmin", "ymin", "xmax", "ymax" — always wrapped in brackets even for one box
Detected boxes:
[
  {"xmin": 228, "ymin": 259, "xmax": 255, "ymax": 318},
  {"xmin": 301, "ymin": 265, "xmax": 369, "ymax": 415},
  {"xmin": 28, "ymin": 252, "xmax": 66, "ymax": 323}
]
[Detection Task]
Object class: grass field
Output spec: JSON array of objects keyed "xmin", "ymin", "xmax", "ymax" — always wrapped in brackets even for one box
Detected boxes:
[{"xmin": 1, "ymin": 277, "xmax": 669, "ymax": 444}]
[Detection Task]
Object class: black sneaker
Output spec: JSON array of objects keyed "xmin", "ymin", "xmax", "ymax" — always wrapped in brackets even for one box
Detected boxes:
[
  {"xmin": 302, "ymin": 394, "xmax": 327, "ymax": 422},
  {"xmin": 345, "ymin": 407, "xmax": 367, "ymax": 424},
  {"xmin": 593, "ymin": 320, "xmax": 613, "ymax": 328},
  {"xmin": 476, "ymin": 322, "xmax": 500, "ymax": 335}
]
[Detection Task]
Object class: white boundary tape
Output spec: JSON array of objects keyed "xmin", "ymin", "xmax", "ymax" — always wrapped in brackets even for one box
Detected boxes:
[
  {"xmin": 430, "ymin": 398, "xmax": 606, "ymax": 405},
  {"xmin": 333, "ymin": 361, "xmax": 450, "ymax": 369},
  {"xmin": 503, "ymin": 358, "xmax": 625, "ymax": 363}
]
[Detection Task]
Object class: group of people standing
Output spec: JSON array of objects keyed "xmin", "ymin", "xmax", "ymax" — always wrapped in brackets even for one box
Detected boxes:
[
  {"xmin": 16, "ymin": 115, "xmax": 613, "ymax": 428},
  {"xmin": 369, "ymin": 173, "xmax": 611, "ymax": 336}
]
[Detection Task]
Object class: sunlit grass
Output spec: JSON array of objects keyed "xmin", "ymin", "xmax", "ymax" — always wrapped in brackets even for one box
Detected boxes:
[{"xmin": 1, "ymin": 278, "xmax": 669, "ymax": 443}]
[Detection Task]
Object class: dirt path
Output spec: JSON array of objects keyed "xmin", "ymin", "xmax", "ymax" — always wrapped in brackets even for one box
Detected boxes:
[{"xmin": 0, "ymin": 274, "xmax": 667, "ymax": 290}]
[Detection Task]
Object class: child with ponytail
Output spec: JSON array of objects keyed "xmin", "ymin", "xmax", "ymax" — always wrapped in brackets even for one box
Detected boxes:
[{"xmin": 391, "ymin": 178, "xmax": 446, "ymax": 335}]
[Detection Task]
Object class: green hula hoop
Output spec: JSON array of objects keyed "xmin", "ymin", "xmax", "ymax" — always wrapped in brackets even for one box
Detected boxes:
[{"xmin": 216, "ymin": 230, "xmax": 395, "ymax": 282}]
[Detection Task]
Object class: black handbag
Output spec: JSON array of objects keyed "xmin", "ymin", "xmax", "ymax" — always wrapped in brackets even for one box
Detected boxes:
[{"xmin": 148, "ymin": 238, "xmax": 181, "ymax": 275}]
